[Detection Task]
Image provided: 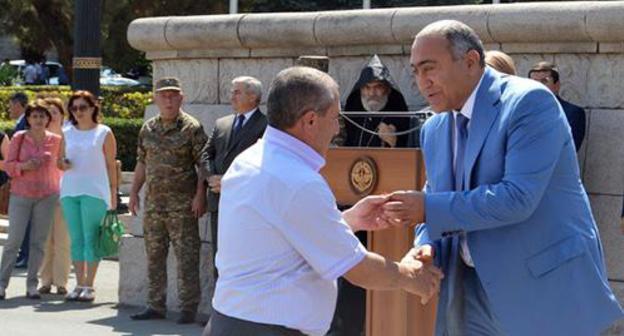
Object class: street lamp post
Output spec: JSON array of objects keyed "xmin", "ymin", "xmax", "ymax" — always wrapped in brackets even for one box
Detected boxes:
[
  {"xmin": 72, "ymin": 0, "xmax": 102, "ymax": 96},
  {"xmin": 230, "ymin": 0, "xmax": 238, "ymax": 14}
]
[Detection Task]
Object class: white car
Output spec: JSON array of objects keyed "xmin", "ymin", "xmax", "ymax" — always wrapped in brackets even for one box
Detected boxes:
[{"xmin": 100, "ymin": 67, "xmax": 140, "ymax": 87}]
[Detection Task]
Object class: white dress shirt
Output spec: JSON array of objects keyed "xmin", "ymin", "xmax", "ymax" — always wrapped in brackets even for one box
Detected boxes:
[
  {"xmin": 213, "ymin": 126, "xmax": 367, "ymax": 335},
  {"xmin": 454, "ymin": 72, "xmax": 484, "ymax": 268}
]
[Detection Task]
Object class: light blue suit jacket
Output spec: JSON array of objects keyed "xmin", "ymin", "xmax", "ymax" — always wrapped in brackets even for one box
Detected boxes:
[{"xmin": 415, "ymin": 67, "xmax": 623, "ymax": 336}]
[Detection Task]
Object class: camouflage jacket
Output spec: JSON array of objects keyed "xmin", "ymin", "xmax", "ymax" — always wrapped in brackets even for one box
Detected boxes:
[{"xmin": 137, "ymin": 111, "xmax": 207, "ymax": 212}]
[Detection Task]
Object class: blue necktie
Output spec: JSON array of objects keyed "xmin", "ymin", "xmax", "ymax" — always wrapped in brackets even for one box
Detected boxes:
[
  {"xmin": 454, "ymin": 114, "xmax": 469, "ymax": 191},
  {"xmin": 233, "ymin": 114, "xmax": 245, "ymax": 137}
]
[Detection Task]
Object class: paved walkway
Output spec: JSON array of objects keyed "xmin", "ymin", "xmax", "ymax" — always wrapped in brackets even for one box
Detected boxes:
[{"xmin": 0, "ymin": 246, "xmax": 207, "ymax": 336}]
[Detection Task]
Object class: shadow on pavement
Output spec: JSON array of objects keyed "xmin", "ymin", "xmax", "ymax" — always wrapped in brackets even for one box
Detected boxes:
[{"xmin": 88, "ymin": 305, "xmax": 206, "ymax": 336}]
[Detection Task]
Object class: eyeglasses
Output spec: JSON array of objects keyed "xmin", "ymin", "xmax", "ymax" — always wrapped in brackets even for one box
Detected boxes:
[{"xmin": 69, "ymin": 104, "xmax": 90, "ymax": 113}]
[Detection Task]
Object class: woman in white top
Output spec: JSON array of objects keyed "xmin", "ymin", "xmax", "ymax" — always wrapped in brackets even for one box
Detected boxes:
[{"xmin": 58, "ymin": 91, "xmax": 117, "ymax": 302}]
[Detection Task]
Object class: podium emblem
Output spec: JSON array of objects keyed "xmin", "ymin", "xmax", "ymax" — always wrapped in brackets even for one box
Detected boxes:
[{"xmin": 349, "ymin": 156, "xmax": 378, "ymax": 196}]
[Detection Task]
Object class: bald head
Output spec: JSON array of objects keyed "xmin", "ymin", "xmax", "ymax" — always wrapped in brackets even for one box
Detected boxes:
[{"xmin": 414, "ymin": 20, "xmax": 485, "ymax": 68}]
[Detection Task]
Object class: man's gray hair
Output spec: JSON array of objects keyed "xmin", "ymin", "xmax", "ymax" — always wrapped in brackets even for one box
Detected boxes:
[
  {"xmin": 232, "ymin": 76, "xmax": 263, "ymax": 103},
  {"xmin": 267, "ymin": 67, "xmax": 338, "ymax": 130},
  {"xmin": 416, "ymin": 20, "xmax": 485, "ymax": 67}
]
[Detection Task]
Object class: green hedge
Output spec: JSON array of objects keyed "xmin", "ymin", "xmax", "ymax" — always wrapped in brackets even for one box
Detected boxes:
[
  {"xmin": 0, "ymin": 85, "xmax": 152, "ymax": 120},
  {"xmin": 0, "ymin": 117, "xmax": 143, "ymax": 171}
]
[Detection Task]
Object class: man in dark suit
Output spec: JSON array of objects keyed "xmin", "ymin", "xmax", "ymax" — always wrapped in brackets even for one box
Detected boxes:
[
  {"xmin": 8, "ymin": 92, "xmax": 28, "ymax": 268},
  {"xmin": 528, "ymin": 61, "xmax": 586, "ymax": 151},
  {"xmin": 200, "ymin": 76, "xmax": 268, "ymax": 279}
]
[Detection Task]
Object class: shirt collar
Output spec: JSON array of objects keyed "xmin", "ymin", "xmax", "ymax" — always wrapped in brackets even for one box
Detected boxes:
[
  {"xmin": 16, "ymin": 113, "xmax": 24, "ymax": 123},
  {"xmin": 457, "ymin": 71, "xmax": 486, "ymax": 120},
  {"xmin": 237, "ymin": 108, "xmax": 257, "ymax": 121},
  {"xmin": 263, "ymin": 126, "xmax": 325, "ymax": 172}
]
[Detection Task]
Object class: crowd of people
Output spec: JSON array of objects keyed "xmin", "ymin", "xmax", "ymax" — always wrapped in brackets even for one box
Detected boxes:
[
  {"xmin": 0, "ymin": 18, "xmax": 620, "ymax": 336},
  {"xmin": 0, "ymin": 91, "xmax": 117, "ymax": 303}
]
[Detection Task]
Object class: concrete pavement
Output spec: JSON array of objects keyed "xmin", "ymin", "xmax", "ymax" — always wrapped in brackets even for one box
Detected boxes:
[{"xmin": 0, "ymin": 246, "xmax": 207, "ymax": 336}]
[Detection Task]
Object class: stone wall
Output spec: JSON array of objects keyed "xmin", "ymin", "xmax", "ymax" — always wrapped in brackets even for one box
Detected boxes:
[{"xmin": 125, "ymin": 2, "xmax": 624, "ymax": 331}]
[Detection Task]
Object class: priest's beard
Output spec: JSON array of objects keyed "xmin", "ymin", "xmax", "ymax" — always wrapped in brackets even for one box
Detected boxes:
[{"xmin": 361, "ymin": 94, "xmax": 389, "ymax": 112}]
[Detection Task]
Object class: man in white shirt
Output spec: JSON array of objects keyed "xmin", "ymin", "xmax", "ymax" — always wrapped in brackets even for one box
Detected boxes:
[{"xmin": 204, "ymin": 66, "xmax": 443, "ymax": 336}]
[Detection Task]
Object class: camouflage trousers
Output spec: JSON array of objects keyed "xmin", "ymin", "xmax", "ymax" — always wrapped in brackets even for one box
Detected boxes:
[{"xmin": 143, "ymin": 210, "xmax": 200, "ymax": 313}]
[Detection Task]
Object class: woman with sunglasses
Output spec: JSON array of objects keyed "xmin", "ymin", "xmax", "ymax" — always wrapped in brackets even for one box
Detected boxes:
[
  {"xmin": 37, "ymin": 97, "xmax": 72, "ymax": 296},
  {"xmin": 59, "ymin": 91, "xmax": 117, "ymax": 302},
  {"xmin": 0, "ymin": 100, "xmax": 62, "ymax": 300}
]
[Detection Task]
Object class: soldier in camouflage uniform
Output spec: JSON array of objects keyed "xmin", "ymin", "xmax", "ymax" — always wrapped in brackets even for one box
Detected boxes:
[{"xmin": 128, "ymin": 77, "xmax": 208, "ymax": 324}]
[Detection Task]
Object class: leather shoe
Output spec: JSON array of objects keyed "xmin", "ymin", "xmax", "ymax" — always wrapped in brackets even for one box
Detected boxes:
[
  {"xmin": 130, "ymin": 308, "xmax": 165, "ymax": 320},
  {"xmin": 14, "ymin": 260, "xmax": 27, "ymax": 269},
  {"xmin": 176, "ymin": 311, "xmax": 196, "ymax": 324}
]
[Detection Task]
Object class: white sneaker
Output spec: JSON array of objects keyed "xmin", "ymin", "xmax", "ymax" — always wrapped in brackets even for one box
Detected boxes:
[
  {"xmin": 0, "ymin": 286, "xmax": 5, "ymax": 299},
  {"xmin": 78, "ymin": 287, "xmax": 95, "ymax": 302},
  {"xmin": 66, "ymin": 286, "xmax": 83, "ymax": 301}
]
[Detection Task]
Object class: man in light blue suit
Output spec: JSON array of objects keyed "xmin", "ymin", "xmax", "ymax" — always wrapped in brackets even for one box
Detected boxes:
[{"xmin": 384, "ymin": 20, "xmax": 623, "ymax": 335}]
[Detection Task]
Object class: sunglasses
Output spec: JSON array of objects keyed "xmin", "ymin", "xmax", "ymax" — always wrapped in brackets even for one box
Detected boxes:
[{"xmin": 69, "ymin": 104, "xmax": 90, "ymax": 113}]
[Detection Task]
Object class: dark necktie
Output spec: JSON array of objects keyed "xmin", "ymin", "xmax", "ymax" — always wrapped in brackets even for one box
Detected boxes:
[
  {"xmin": 454, "ymin": 114, "xmax": 469, "ymax": 191},
  {"xmin": 233, "ymin": 114, "xmax": 245, "ymax": 137}
]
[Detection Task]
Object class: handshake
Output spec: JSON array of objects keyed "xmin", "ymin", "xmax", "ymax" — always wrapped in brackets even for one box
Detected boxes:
[
  {"xmin": 342, "ymin": 190, "xmax": 427, "ymax": 232},
  {"xmin": 342, "ymin": 191, "xmax": 442, "ymax": 304}
]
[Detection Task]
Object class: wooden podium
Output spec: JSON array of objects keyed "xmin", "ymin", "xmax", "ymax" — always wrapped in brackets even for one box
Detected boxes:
[{"xmin": 320, "ymin": 147, "xmax": 437, "ymax": 336}]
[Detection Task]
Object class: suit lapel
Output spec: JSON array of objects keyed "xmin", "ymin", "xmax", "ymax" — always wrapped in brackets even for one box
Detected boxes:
[
  {"xmin": 225, "ymin": 108, "xmax": 262, "ymax": 157},
  {"xmin": 430, "ymin": 114, "xmax": 455, "ymax": 192},
  {"xmin": 222, "ymin": 114, "xmax": 236, "ymax": 150},
  {"xmin": 464, "ymin": 67, "xmax": 502, "ymax": 189}
]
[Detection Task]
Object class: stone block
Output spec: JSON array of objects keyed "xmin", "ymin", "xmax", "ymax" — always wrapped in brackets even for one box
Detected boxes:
[
  {"xmin": 118, "ymin": 236, "xmax": 148, "ymax": 307},
  {"xmin": 118, "ymin": 236, "xmax": 216, "ymax": 315},
  {"xmin": 588, "ymin": 55, "xmax": 624, "ymax": 109},
  {"xmin": 554, "ymin": 54, "xmax": 591, "ymax": 108},
  {"xmin": 239, "ymin": 12, "xmax": 318, "ymax": 49},
  {"xmin": 488, "ymin": 2, "xmax": 592, "ymax": 43},
  {"xmin": 328, "ymin": 56, "xmax": 369, "ymax": 104},
  {"xmin": 165, "ymin": 15, "xmax": 244, "ymax": 50},
  {"xmin": 392, "ymin": 5, "xmax": 492, "ymax": 44},
  {"xmin": 483, "ymin": 43, "xmax": 501, "ymax": 52},
  {"xmin": 250, "ymin": 47, "xmax": 327, "ymax": 58},
  {"xmin": 587, "ymin": 2, "xmax": 624, "ymax": 42},
  {"xmin": 152, "ymin": 59, "xmax": 219, "ymax": 104},
  {"xmin": 145, "ymin": 50, "xmax": 178, "ymax": 61},
  {"xmin": 588, "ymin": 194, "xmax": 624, "ymax": 281},
  {"xmin": 177, "ymin": 49, "xmax": 250, "ymax": 59},
  {"xmin": 511, "ymin": 54, "xmax": 554, "ymax": 80},
  {"xmin": 600, "ymin": 43, "xmax": 624, "ymax": 54},
  {"xmin": 327, "ymin": 44, "xmax": 403, "ymax": 57},
  {"xmin": 218, "ymin": 58, "xmax": 294, "ymax": 105},
  {"xmin": 128, "ymin": 17, "xmax": 170, "ymax": 52},
  {"xmin": 315, "ymin": 9, "xmax": 396, "ymax": 46},
  {"xmin": 602, "ymin": 281, "xmax": 624, "ymax": 335},
  {"xmin": 378, "ymin": 55, "xmax": 428, "ymax": 110},
  {"xmin": 584, "ymin": 109, "xmax": 624, "ymax": 195},
  {"xmin": 501, "ymin": 42, "xmax": 597, "ymax": 54}
]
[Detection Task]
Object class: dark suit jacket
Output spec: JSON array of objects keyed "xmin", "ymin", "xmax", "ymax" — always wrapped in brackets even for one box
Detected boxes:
[
  {"xmin": 201, "ymin": 108, "xmax": 267, "ymax": 212},
  {"xmin": 13, "ymin": 115, "xmax": 27, "ymax": 134},
  {"xmin": 557, "ymin": 96, "xmax": 586, "ymax": 151}
]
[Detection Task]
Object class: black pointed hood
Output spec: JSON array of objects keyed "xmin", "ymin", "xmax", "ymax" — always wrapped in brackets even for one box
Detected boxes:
[{"xmin": 343, "ymin": 54, "xmax": 410, "ymax": 147}]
